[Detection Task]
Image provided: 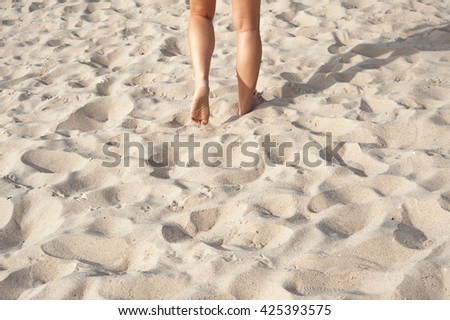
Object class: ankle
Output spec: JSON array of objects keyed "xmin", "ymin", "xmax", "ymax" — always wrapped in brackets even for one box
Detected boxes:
[
  {"xmin": 195, "ymin": 79, "xmax": 209, "ymax": 90},
  {"xmin": 238, "ymin": 101, "xmax": 253, "ymax": 115}
]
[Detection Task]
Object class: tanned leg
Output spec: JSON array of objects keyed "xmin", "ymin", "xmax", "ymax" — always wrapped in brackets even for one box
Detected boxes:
[
  {"xmin": 231, "ymin": 0, "xmax": 262, "ymax": 115},
  {"xmin": 188, "ymin": 0, "xmax": 216, "ymax": 125}
]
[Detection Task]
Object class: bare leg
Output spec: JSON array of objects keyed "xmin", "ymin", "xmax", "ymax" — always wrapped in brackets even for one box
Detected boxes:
[
  {"xmin": 232, "ymin": 0, "xmax": 262, "ymax": 115},
  {"xmin": 188, "ymin": 0, "xmax": 216, "ymax": 125}
]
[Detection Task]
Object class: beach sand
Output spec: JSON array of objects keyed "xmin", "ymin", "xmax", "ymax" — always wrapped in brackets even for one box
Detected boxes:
[{"xmin": 0, "ymin": 0, "xmax": 450, "ymax": 299}]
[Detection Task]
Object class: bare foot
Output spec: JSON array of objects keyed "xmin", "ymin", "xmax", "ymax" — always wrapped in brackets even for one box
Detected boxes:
[
  {"xmin": 190, "ymin": 85, "xmax": 210, "ymax": 125},
  {"xmin": 253, "ymin": 90, "xmax": 265, "ymax": 107},
  {"xmin": 239, "ymin": 90, "xmax": 265, "ymax": 115}
]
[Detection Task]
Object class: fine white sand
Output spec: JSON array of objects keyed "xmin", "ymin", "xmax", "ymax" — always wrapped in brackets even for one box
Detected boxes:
[{"xmin": 1, "ymin": 0, "xmax": 450, "ymax": 299}]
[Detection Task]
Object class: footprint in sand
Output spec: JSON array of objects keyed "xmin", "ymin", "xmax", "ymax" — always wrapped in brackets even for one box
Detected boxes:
[
  {"xmin": 0, "ymin": 268, "xmax": 41, "ymax": 299},
  {"xmin": 96, "ymin": 77, "xmax": 121, "ymax": 96},
  {"xmin": 337, "ymin": 142, "xmax": 390, "ymax": 177},
  {"xmin": 27, "ymin": 276, "xmax": 87, "ymax": 299},
  {"xmin": 439, "ymin": 190, "xmax": 450, "ymax": 211},
  {"xmin": 161, "ymin": 224, "xmax": 192, "ymax": 243},
  {"xmin": 316, "ymin": 202, "xmax": 385, "ymax": 238},
  {"xmin": 397, "ymin": 261, "xmax": 444, "ymax": 299},
  {"xmin": 127, "ymin": 73, "xmax": 157, "ymax": 86},
  {"xmin": 308, "ymin": 186, "xmax": 380, "ymax": 213},
  {"xmin": 177, "ymin": 202, "xmax": 248, "ymax": 240},
  {"xmin": 40, "ymin": 63, "xmax": 93, "ymax": 85},
  {"xmin": 419, "ymin": 170, "xmax": 450, "ymax": 192},
  {"xmin": 98, "ymin": 273, "xmax": 190, "ymax": 299},
  {"xmin": 160, "ymin": 37, "xmax": 188, "ymax": 57},
  {"xmin": 57, "ymin": 95, "xmax": 134, "ymax": 132},
  {"xmin": 80, "ymin": 10, "xmax": 107, "ymax": 23},
  {"xmin": 230, "ymin": 267, "xmax": 290, "ymax": 299},
  {"xmin": 85, "ymin": 182, "xmax": 152, "ymax": 208},
  {"xmin": 435, "ymin": 104, "xmax": 450, "ymax": 125},
  {"xmin": 0, "ymin": 197, "xmax": 13, "ymax": 229},
  {"xmin": 394, "ymin": 223, "xmax": 432, "ymax": 250},
  {"xmin": 78, "ymin": 96, "xmax": 134, "ymax": 122},
  {"xmin": 0, "ymin": 257, "xmax": 76, "ymax": 299},
  {"xmin": 222, "ymin": 214, "xmax": 294, "ymax": 251},
  {"xmin": 2, "ymin": 19, "xmax": 15, "ymax": 27},
  {"xmin": 292, "ymin": 114, "xmax": 357, "ymax": 135},
  {"xmin": 21, "ymin": 149, "xmax": 88, "ymax": 173},
  {"xmin": 284, "ymin": 270, "xmax": 353, "ymax": 298},
  {"xmin": 250, "ymin": 192, "xmax": 300, "ymax": 218},
  {"xmin": 90, "ymin": 47, "xmax": 129, "ymax": 69},
  {"xmin": 213, "ymin": 163, "xmax": 266, "ymax": 185},
  {"xmin": 343, "ymin": 0, "xmax": 376, "ymax": 9},
  {"xmin": 401, "ymin": 199, "xmax": 450, "ymax": 242},
  {"xmin": 29, "ymin": 2, "xmax": 45, "ymax": 12},
  {"xmin": 85, "ymin": 2, "xmax": 111, "ymax": 14},
  {"xmin": 88, "ymin": 216, "xmax": 134, "ymax": 237},
  {"xmin": 63, "ymin": 3, "xmax": 86, "ymax": 15},
  {"xmin": 46, "ymin": 38, "xmax": 63, "ymax": 47},
  {"xmin": 360, "ymin": 96, "xmax": 399, "ymax": 114},
  {"xmin": 189, "ymin": 209, "xmax": 219, "ymax": 233},
  {"xmin": 54, "ymin": 166, "xmax": 121, "ymax": 196},
  {"xmin": 41, "ymin": 234, "xmax": 131, "ymax": 272},
  {"xmin": 0, "ymin": 188, "xmax": 63, "ymax": 250}
]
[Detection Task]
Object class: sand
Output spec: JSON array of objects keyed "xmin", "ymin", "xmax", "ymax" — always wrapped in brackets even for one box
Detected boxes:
[{"xmin": 1, "ymin": 0, "xmax": 450, "ymax": 299}]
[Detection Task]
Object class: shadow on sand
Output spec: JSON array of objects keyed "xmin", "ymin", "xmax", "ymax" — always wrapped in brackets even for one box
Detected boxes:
[{"xmin": 269, "ymin": 22, "xmax": 450, "ymax": 106}]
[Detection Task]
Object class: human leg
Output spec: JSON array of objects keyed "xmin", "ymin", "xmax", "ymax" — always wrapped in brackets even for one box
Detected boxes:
[
  {"xmin": 188, "ymin": 0, "xmax": 216, "ymax": 125},
  {"xmin": 231, "ymin": 0, "xmax": 262, "ymax": 115}
]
